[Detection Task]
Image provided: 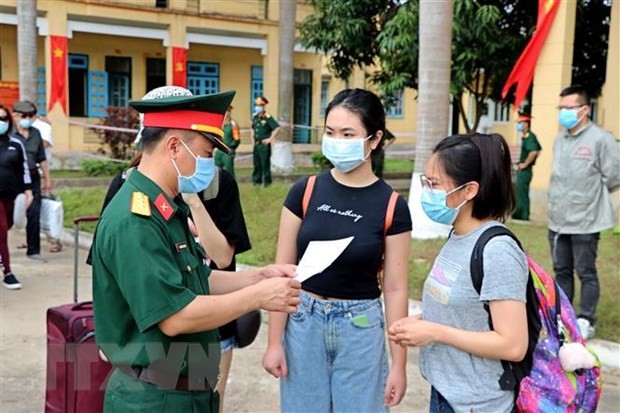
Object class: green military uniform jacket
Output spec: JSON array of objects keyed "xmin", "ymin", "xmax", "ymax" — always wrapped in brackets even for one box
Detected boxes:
[
  {"xmin": 92, "ymin": 169, "xmax": 220, "ymax": 382},
  {"xmin": 252, "ymin": 112, "xmax": 279, "ymax": 142},
  {"xmin": 518, "ymin": 131, "xmax": 542, "ymax": 170}
]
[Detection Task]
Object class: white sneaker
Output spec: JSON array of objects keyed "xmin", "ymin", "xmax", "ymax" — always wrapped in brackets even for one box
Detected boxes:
[{"xmin": 577, "ymin": 318, "xmax": 595, "ymax": 340}]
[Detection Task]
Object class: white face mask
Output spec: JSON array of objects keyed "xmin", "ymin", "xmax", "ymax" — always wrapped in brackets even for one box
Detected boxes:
[{"xmin": 321, "ymin": 134, "xmax": 373, "ymax": 173}]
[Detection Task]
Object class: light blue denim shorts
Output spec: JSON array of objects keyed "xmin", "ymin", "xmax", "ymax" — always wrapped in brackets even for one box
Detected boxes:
[
  {"xmin": 280, "ymin": 291, "xmax": 388, "ymax": 413},
  {"xmin": 220, "ymin": 336, "xmax": 237, "ymax": 353}
]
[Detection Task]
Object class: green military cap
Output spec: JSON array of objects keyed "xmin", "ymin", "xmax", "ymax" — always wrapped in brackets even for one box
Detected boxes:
[{"xmin": 130, "ymin": 90, "xmax": 236, "ymax": 155}]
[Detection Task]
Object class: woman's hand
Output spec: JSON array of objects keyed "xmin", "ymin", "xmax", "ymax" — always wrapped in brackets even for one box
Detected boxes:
[
  {"xmin": 24, "ymin": 190, "xmax": 34, "ymax": 210},
  {"xmin": 258, "ymin": 264, "xmax": 298, "ymax": 279},
  {"xmin": 262, "ymin": 343, "xmax": 288, "ymax": 378},
  {"xmin": 388, "ymin": 314, "xmax": 439, "ymax": 347},
  {"xmin": 384, "ymin": 364, "xmax": 406, "ymax": 407}
]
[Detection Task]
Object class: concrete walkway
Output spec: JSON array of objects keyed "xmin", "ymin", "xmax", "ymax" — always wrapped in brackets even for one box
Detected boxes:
[{"xmin": 1, "ymin": 229, "xmax": 619, "ymax": 412}]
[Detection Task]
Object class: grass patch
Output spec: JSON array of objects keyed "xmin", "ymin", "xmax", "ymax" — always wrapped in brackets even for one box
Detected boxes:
[
  {"xmin": 52, "ymin": 169, "xmax": 92, "ymax": 178},
  {"xmin": 57, "ymin": 181, "xmax": 619, "ymax": 342},
  {"xmin": 384, "ymin": 158, "xmax": 414, "ymax": 173},
  {"xmin": 55, "ymin": 186, "xmax": 107, "ymax": 233}
]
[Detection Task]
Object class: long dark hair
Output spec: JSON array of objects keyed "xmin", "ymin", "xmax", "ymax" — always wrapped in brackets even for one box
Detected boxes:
[
  {"xmin": 0, "ymin": 104, "xmax": 14, "ymax": 136},
  {"xmin": 433, "ymin": 133, "xmax": 515, "ymax": 221},
  {"xmin": 325, "ymin": 88, "xmax": 386, "ymax": 138}
]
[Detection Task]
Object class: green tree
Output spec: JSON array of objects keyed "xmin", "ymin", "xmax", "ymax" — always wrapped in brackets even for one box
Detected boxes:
[
  {"xmin": 299, "ymin": 0, "xmax": 537, "ymax": 132},
  {"xmin": 572, "ymin": 0, "xmax": 613, "ymax": 99}
]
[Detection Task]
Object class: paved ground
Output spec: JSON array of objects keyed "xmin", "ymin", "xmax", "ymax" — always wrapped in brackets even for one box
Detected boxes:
[{"xmin": 1, "ymin": 229, "xmax": 619, "ymax": 412}]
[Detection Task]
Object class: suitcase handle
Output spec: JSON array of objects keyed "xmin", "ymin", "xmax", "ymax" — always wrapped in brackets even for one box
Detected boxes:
[
  {"xmin": 73, "ymin": 216, "xmax": 100, "ymax": 225},
  {"xmin": 73, "ymin": 216, "xmax": 100, "ymax": 303},
  {"xmin": 71, "ymin": 301, "xmax": 93, "ymax": 311}
]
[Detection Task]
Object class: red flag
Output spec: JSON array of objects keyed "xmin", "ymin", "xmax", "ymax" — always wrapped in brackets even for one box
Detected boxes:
[
  {"xmin": 172, "ymin": 47, "xmax": 187, "ymax": 88},
  {"xmin": 501, "ymin": 0, "xmax": 561, "ymax": 108},
  {"xmin": 48, "ymin": 35, "xmax": 68, "ymax": 114}
]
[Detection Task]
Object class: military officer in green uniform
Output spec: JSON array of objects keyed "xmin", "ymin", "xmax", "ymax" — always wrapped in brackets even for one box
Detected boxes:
[
  {"xmin": 512, "ymin": 112, "xmax": 542, "ymax": 221},
  {"xmin": 251, "ymin": 96, "xmax": 280, "ymax": 186},
  {"xmin": 91, "ymin": 89, "xmax": 300, "ymax": 412},
  {"xmin": 214, "ymin": 106, "xmax": 240, "ymax": 177}
]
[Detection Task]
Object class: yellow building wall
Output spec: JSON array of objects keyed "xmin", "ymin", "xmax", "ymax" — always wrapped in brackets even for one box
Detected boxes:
[{"xmin": 0, "ymin": 25, "xmax": 47, "ymax": 81}]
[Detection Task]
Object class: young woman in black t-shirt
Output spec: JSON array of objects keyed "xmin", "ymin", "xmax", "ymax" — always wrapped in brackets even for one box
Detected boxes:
[{"xmin": 263, "ymin": 89, "xmax": 412, "ymax": 411}]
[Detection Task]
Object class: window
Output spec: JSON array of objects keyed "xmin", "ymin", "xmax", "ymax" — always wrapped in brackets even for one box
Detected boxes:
[
  {"xmin": 187, "ymin": 62, "xmax": 219, "ymax": 95},
  {"xmin": 68, "ymin": 54, "xmax": 89, "ymax": 117},
  {"xmin": 590, "ymin": 99, "xmax": 598, "ymax": 122},
  {"xmin": 106, "ymin": 56, "xmax": 131, "ymax": 108},
  {"xmin": 146, "ymin": 58, "xmax": 166, "ymax": 92},
  {"xmin": 155, "ymin": 0, "xmax": 168, "ymax": 7},
  {"xmin": 250, "ymin": 66, "xmax": 263, "ymax": 111},
  {"xmin": 37, "ymin": 67, "xmax": 46, "ymax": 115},
  {"xmin": 490, "ymin": 100, "xmax": 510, "ymax": 123},
  {"xmin": 386, "ymin": 89, "xmax": 404, "ymax": 118},
  {"xmin": 320, "ymin": 79, "xmax": 329, "ymax": 117}
]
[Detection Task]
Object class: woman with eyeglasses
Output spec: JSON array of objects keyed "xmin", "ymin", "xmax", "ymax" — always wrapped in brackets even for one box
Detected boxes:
[
  {"xmin": 262, "ymin": 88, "xmax": 411, "ymax": 411},
  {"xmin": 388, "ymin": 133, "xmax": 528, "ymax": 413},
  {"xmin": 0, "ymin": 104, "xmax": 33, "ymax": 290}
]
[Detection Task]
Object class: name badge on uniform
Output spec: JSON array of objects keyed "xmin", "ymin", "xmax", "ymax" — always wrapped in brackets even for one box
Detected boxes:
[{"xmin": 175, "ymin": 242, "xmax": 187, "ymax": 252}]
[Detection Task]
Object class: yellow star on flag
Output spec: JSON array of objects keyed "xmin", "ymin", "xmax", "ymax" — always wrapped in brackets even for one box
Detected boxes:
[
  {"xmin": 175, "ymin": 62, "xmax": 183, "ymax": 72},
  {"xmin": 53, "ymin": 47, "xmax": 64, "ymax": 58}
]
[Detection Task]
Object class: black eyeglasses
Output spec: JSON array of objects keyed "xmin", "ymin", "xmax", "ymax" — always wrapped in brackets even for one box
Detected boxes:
[{"xmin": 0, "ymin": 116, "xmax": 9, "ymax": 122}]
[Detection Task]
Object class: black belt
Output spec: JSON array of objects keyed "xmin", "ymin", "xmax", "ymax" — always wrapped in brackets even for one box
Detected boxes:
[{"xmin": 119, "ymin": 366, "xmax": 213, "ymax": 392}]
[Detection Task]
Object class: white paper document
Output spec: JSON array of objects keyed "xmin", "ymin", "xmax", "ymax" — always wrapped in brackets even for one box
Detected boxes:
[{"xmin": 294, "ymin": 236, "xmax": 354, "ymax": 283}]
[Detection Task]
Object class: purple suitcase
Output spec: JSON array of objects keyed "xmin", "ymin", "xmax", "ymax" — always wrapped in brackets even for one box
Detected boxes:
[{"xmin": 45, "ymin": 216, "xmax": 112, "ymax": 413}]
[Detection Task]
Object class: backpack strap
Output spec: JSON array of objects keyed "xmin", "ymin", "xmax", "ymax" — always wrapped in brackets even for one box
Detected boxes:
[
  {"xmin": 302, "ymin": 175, "xmax": 317, "ymax": 219},
  {"xmin": 470, "ymin": 226, "xmax": 522, "ymax": 296},
  {"xmin": 470, "ymin": 225, "xmax": 542, "ymax": 393},
  {"xmin": 384, "ymin": 191, "xmax": 399, "ymax": 237},
  {"xmin": 377, "ymin": 191, "xmax": 399, "ymax": 289}
]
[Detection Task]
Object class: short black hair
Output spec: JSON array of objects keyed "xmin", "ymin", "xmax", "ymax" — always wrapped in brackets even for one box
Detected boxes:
[
  {"xmin": 560, "ymin": 85, "xmax": 590, "ymax": 106},
  {"xmin": 139, "ymin": 127, "xmax": 169, "ymax": 152},
  {"xmin": 0, "ymin": 104, "xmax": 15, "ymax": 134},
  {"xmin": 325, "ymin": 88, "xmax": 386, "ymax": 138},
  {"xmin": 433, "ymin": 133, "xmax": 515, "ymax": 222}
]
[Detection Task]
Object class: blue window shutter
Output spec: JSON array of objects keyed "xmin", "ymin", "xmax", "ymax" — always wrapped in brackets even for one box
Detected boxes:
[
  {"xmin": 88, "ymin": 71, "xmax": 108, "ymax": 117},
  {"xmin": 37, "ymin": 67, "xmax": 47, "ymax": 115},
  {"xmin": 187, "ymin": 62, "xmax": 219, "ymax": 95},
  {"xmin": 251, "ymin": 66, "xmax": 263, "ymax": 113}
]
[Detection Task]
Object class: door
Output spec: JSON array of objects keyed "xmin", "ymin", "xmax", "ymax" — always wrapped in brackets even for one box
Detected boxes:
[{"xmin": 293, "ymin": 69, "xmax": 312, "ymax": 144}]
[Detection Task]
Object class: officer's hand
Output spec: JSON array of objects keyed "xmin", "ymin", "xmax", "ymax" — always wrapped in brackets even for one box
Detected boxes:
[
  {"xmin": 258, "ymin": 264, "xmax": 297, "ymax": 279},
  {"xmin": 262, "ymin": 343, "xmax": 288, "ymax": 378},
  {"xmin": 254, "ymin": 278, "xmax": 301, "ymax": 313}
]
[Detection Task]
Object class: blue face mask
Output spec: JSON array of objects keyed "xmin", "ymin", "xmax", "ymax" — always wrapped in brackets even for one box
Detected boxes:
[
  {"xmin": 19, "ymin": 118, "xmax": 33, "ymax": 129},
  {"xmin": 0, "ymin": 121, "xmax": 9, "ymax": 135},
  {"xmin": 559, "ymin": 108, "xmax": 582, "ymax": 129},
  {"xmin": 254, "ymin": 105, "xmax": 264, "ymax": 114},
  {"xmin": 321, "ymin": 134, "xmax": 372, "ymax": 173},
  {"xmin": 516, "ymin": 122, "xmax": 523, "ymax": 133},
  {"xmin": 420, "ymin": 184, "xmax": 468, "ymax": 225},
  {"xmin": 172, "ymin": 140, "xmax": 215, "ymax": 194}
]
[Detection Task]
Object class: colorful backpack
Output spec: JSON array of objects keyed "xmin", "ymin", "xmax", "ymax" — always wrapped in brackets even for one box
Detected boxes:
[{"xmin": 471, "ymin": 226, "xmax": 602, "ymax": 413}]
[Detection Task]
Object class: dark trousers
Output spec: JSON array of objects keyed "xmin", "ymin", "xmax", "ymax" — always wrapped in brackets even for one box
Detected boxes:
[
  {"xmin": 252, "ymin": 144, "xmax": 271, "ymax": 186},
  {"xmin": 0, "ymin": 199, "xmax": 14, "ymax": 274},
  {"xmin": 26, "ymin": 170, "xmax": 41, "ymax": 256},
  {"xmin": 548, "ymin": 230, "xmax": 600, "ymax": 324},
  {"xmin": 512, "ymin": 168, "xmax": 532, "ymax": 220},
  {"xmin": 429, "ymin": 388, "xmax": 456, "ymax": 413}
]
